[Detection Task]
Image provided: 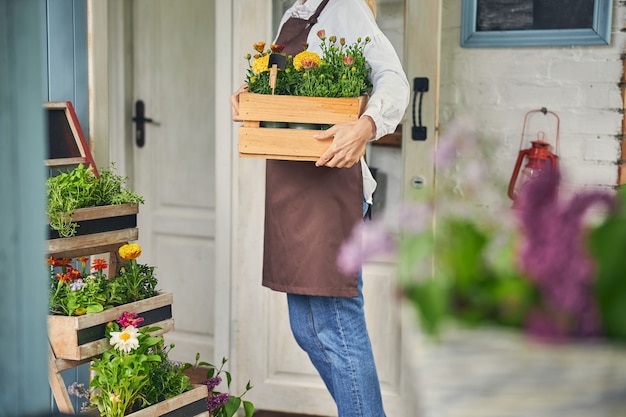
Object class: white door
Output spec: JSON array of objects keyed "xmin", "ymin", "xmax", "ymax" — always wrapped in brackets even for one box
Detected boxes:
[
  {"xmin": 233, "ymin": 0, "xmax": 442, "ymax": 415},
  {"xmin": 131, "ymin": 0, "xmax": 217, "ymax": 363}
]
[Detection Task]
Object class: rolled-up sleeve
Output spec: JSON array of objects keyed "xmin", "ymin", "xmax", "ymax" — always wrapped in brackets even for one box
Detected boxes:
[{"xmin": 361, "ymin": 33, "xmax": 410, "ymax": 141}]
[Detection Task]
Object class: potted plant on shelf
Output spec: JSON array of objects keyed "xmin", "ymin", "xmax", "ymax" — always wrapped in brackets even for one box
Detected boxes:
[
  {"xmin": 47, "ymin": 243, "xmax": 174, "ymax": 361},
  {"xmin": 67, "ymin": 312, "xmax": 207, "ymax": 417},
  {"xmin": 68, "ymin": 325, "xmax": 255, "ymax": 417},
  {"xmin": 47, "ymin": 163, "xmax": 144, "ymax": 239},
  {"xmin": 238, "ymin": 30, "xmax": 371, "ymax": 161}
]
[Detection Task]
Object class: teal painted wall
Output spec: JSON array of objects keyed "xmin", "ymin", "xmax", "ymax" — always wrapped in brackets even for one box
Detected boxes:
[{"xmin": 0, "ymin": 0, "xmax": 49, "ymax": 416}]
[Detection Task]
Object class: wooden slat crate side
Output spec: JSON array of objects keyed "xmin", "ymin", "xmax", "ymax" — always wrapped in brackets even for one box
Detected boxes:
[
  {"xmin": 77, "ymin": 318, "xmax": 174, "ymax": 359},
  {"xmin": 126, "ymin": 385, "xmax": 209, "ymax": 417},
  {"xmin": 48, "ymin": 293, "xmax": 174, "ymax": 360},
  {"xmin": 46, "ymin": 227, "xmax": 139, "ymax": 255},
  {"xmin": 239, "ymin": 93, "xmax": 366, "ymax": 125},
  {"xmin": 69, "ymin": 203, "xmax": 139, "ymax": 222},
  {"xmin": 239, "ymin": 127, "xmax": 333, "ymax": 161}
]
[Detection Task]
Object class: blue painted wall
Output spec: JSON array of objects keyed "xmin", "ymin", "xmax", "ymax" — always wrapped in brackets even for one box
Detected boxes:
[{"xmin": 43, "ymin": 0, "xmax": 91, "ymax": 412}]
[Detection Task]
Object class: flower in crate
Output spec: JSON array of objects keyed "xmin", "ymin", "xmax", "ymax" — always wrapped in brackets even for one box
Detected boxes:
[
  {"xmin": 79, "ymin": 313, "xmax": 192, "ymax": 417},
  {"xmin": 244, "ymin": 29, "xmax": 372, "ymax": 98},
  {"xmin": 115, "ymin": 243, "xmax": 158, "ymax": 302},
  {"xmin": 48, "ymin": 256, "xmax": 111, "ymax": 316}
]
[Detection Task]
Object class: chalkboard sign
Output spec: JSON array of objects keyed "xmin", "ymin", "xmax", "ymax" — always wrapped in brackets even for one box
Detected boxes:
[
  {"xmin": 44, "ymin": 101, "xmax": 99, "ymax": 176},
  {"xmin": 461, "ymin": 0, "xmax": 612, "ymax": 47}
]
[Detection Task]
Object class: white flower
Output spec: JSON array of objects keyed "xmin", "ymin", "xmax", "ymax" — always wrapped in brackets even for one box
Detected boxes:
[{"xmin": 109, "ymin": 326, "xmax": 140, "ymax": 353}]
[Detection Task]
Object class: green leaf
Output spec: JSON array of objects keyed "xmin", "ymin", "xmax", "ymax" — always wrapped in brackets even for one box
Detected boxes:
[
  {"xmin": 243, "ymin": 400, "xmax": 255, "ymax": 417},
  {"xmin": 223, "ymin": 396, "xmax": 241, "ymax": 417}
]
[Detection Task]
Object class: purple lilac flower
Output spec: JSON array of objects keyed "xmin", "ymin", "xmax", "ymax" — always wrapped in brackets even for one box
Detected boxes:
[
  {"xmin": 515, "ymin": 168, "xmax": 613, "ymax": 339},
  {"xmin": 202, "ymin": 375, "xmax": 222, "ymax": 393},
  {"xmin": 69, "ymin": 279, "xmax": 85, "ymax": 291},
  {"xmin": 207, "ymin": 392, "xmax": 230, "ymax": 412}
]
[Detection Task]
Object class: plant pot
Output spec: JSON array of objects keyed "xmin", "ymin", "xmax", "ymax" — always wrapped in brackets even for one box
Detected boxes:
[
  {"xmin": 238, "ymin": 93, "xmax": 367, "ymax": 161},
  {"xmin": 260, "ymin": 121, "xmax": 288, "ymax": 128},
  {"xmin": 287, "ymin": 122, "xmax": 323, "ymax": 130},
  {"xmin": 46, "ymin": 203, "xmax": 139, "ymax": 259},
  {"xmin": 48, "ymin": 292, "xmax": 174, "ymax": 361},
  {"xmin": 125, "ymin": 385, "xmax": 209, "ymax": 417},
  {"xmin": 407, "ymin": 325, "xmax": 626, "ymax": 416}
]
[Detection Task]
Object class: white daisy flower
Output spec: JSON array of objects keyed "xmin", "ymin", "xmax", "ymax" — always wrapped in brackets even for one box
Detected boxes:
[{"xmin": 109, "ymin": 325, "xmax": 140, "ymax": 353}]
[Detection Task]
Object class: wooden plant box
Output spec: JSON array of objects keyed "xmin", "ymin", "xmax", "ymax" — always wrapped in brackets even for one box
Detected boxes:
[
  {"xmin": 46, "ymin": 203, "xmax": 139, "ymax": 258},
  {"xmin": 48, "ymin": 292, "xmax": 174, "ymax": 361},
  {"xmin": 238, "ymin": 92, "xmax": 367, "ymax": 161},
  {"xmin": 126, "ymin": 385, "xmax": 209, "ymax": 417}
]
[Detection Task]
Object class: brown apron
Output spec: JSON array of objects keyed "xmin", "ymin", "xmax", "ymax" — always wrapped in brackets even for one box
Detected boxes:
[{"xmin": 262, "ymin": 0, "xmax": 363, "ymax": 298}]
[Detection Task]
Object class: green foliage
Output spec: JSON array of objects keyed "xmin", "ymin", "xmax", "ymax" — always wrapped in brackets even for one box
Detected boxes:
[
  {"xmin": 141, "ymin": 343, "xmax": 192, "ymax": 407},
  {"xmin": 186, "ymin": 354, "xmax": 255, "ymax": 417},
  {"xmin": 48, "ymin": 253, "xmax": 159, "ymax": 316},
  {"xmin": 47, "ymin": 163, "xmax": 144, "ymax": 237},
  {"xmin": 246, "ymin": 34, "xmax": 372, "ymax": 98},
  {"xmin": 116, "ymin": 259, "xmax": 158, "ymax": 302},
  {"xmin": 89, "ymin": 325, "xmax": 166, "ymax": 417},
  {"xmin": 400, "ymin": 218, "xmax": 537, "ymax": 337},
  {"xmin": 589, "ymin": 186, "xmax": 626, "ymax": 341}
]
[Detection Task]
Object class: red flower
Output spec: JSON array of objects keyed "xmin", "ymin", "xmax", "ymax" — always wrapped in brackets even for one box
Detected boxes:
[
  {"xmin": 92, "ymin": 258, "xmax": 108, "ymax": 271},
  {"xmin": 57, "ymin": 258, "xmax": 72, "ymax": 268},
  {"xmin": 68, "ymin": 267, "xmax": 82, "ymax": 280},
  {"xmin": 56, "ymin": 273, "xmax": 71, "ymax": 283},
  {"xmin": 270, "ymin": 44, "xmax": 285, "ymax": 53}
]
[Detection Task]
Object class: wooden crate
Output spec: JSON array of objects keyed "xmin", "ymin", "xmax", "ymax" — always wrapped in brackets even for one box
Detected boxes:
[
  {"xmin": 48, "ymin": 292, "xmax": 174, "ymax": 361},
  {"xmin": 238, "ymin": 92, "xmax": 367, "ymax": 161},
  {"xmin": 126, "ymin": 385, "xmax": 210, "ymax": 417},
  {"xmin": 47, "ymin": 203, "xmax": 139, "ymax": 258}
]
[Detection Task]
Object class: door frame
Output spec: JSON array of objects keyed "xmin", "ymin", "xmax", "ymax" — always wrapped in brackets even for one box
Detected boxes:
[{"xmin": 88, "ymin": 0, "xmax": 235, "ymax": 369}]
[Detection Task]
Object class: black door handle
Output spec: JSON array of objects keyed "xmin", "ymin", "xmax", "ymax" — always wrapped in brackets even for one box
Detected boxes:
[
  {"xmin": 412, "ymin": 77, "xmax": 429, "ymax": 141},
  {"xmin": 132, "ymin": 100, "xmax": 153, "ymax": 147}
]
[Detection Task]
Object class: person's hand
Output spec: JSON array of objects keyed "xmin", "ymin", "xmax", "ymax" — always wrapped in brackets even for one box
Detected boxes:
[
  {"xmin": 230, "ymin": 84, "xmax": 248, "ymax": 122},
  {"xmin": 314, "ymin": 116, "xmax": 376, "ymax": 168}
]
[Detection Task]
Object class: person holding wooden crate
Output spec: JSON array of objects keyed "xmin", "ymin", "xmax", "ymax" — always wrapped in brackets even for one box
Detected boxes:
[{"xmin": 231, "ymin": 1, "xmax": 409, "ymax": 416}]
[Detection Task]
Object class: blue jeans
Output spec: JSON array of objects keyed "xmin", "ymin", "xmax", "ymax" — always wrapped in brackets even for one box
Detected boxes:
[{"xmin": 286, "ymin": 274, "xmax": 386, "ymax": 417}]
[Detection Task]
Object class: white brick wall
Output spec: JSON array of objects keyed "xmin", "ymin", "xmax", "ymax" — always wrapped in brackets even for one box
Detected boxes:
[{"xmin": 440, "ymin": 0, "xmax": 624, "ymax": 190}]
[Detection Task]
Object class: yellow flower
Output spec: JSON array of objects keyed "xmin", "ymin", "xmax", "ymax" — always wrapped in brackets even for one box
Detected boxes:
[
  {"xmin": 119, "ymin": 243, "xmax": 142, "ymax": 261},
  {"xmin": 251, "ymin": 54, "xmax": 270, "ymax": 74},
  {"xmin": 293, "ymin": 51, "xmax": 321, "ymax": 71}
]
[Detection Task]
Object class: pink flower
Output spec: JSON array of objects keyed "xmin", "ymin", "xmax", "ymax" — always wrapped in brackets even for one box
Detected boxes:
[{"xmin": 342, "ymin": 55, "xmax": 355, "ymax": 66}]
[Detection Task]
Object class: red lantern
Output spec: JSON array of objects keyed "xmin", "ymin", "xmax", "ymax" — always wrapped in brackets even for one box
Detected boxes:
[{"xmin": 507, "ymin": 109, "xmax": 560, "ymax": 200}]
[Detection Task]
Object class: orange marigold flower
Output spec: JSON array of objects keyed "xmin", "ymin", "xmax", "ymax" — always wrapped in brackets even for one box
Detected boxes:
[
  {"xmin": 92, "ymin": 258, "xmax": 108, "ymax": 271},
  {"xmin": 46, "ymin": 256, "xmax": 57, "ymax": 266},
  {"xmin": 69, "ymin": 267, "xmax": 82, "ymax": 279},
  {"xmin": 57, "ymin": 258, "xmax": 72, "ymax": 267},
  {"xmin": 253, "ymin": 41, "xmax": 266, "ymax": 53},
  {"xmin": 56, "ymin": 273, "xmax": 71, "ymax": 283}
]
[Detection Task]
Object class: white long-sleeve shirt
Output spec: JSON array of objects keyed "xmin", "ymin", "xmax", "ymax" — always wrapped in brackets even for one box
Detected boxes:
[{"xmin": 277, "ymin": 0, "xmax": 411, "ymax": 203}]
